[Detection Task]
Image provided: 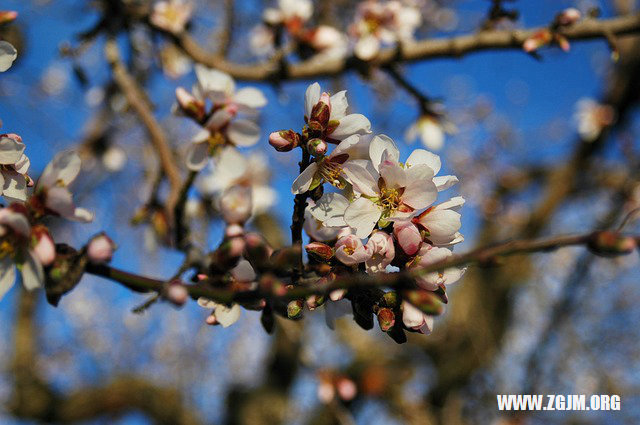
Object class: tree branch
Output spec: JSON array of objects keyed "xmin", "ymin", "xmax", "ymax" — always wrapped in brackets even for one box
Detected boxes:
[
  {"xmin": 154, "ymin": 13, "xmax": 640, "ymax": 81},
  {"xmin": 84, "ymin": 231, "xmax": 638, "ymax": 305},
  {"xmin": 104, "ymin": 39, "xmax": 182, "ymax": 219}
]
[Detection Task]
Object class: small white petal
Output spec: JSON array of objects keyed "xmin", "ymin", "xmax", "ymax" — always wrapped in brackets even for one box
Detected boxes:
[
  {"xmin": 0, "ymin": 257, "xmax": 16, "ymax": 300},
  {"xmin": 1, "ymin": 171, "xmax": 27, "ymax": 201},
  {"xmin": 403, "ymin": 165, "xmax": 437, "ymax": 209},
  {"xmin": 20, "ymin": 252, "xmax": 44, "ymax": 291},
  {"xmin": 369, "ymin": 134, "xmax": 399, "ymax": 171},
  {"xmin": 305, "ymin": 82, "xmax": 321, "ymax": 118},
  {"xmin": 233, "ymin": 87, "xmax": 267, "ymax": 109},
  {"xmin": 0, "ymin": 136, "xmax": 25, "ymax": 164},
  {"xmin": 0, "ymin": 41, "xmax": 17, "ymax": 72},
  {"xmin": 186, "ymin": 140, "xmax": 210, "ymax": 171},
  {"xmin": 309, "ymin": 192, "xmax": 349, "ymax": 227},
  {"xmin": 342, "ymin": 161, "xmax": 378, "ymax": 197},
  {"xmin": 39, "ymin": 151, "xmax": 81, "ymax": 188},
  {"xmin": 344, "ymin": 197, "xmax": 381, "ymax": 238},
  {"xmin": 330, "ymin": 114, "xmax": 371, "ymax": 140},
  {"xmin": 406, "ymin": 149, "xmax": 441, "ymax": 174},
  {"xmin": 354, "ymin": 35, "xmax": 380, "ymax": 61},
  {"xmin": 329, "ymin": 90, "xmax": 348, "ymax": 121},
  {"xmin": 291, "ymin": 162, "xmax": 318, "ymax": 194},
  {"xmin": 433, "ymin": 175, "xmax": 458, "ymax": 191},
  {"xmin": 228, "ymin": 119, "xmax": 261, "ymax": 147},
  {"xmin": 215, "ymin": 303, "xmax": 242, "ymax": 327}
]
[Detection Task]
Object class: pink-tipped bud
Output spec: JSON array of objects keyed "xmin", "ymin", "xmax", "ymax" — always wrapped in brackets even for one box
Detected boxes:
[
  {"xmin": 0, "ymin": 11, "xmax": 17, "ymax": 24},
  {"xmin": 306, "ymin": 294, "xmax": 325, "ymax": 310},
  {"xmin": 305, "ymin": 241, "xmax": 334, "ymax": 261},
  {"xmin": 31, "ymin": 225, "xmax": 56, "ymax": 266},
  {"xmin": 87, "ymin": 233, "xmax": 116, "ymax": 264},
  {"xmin": 175, "ymin": 87, "xmax": 205, "ymax": 121},
  {"xmin": 394, "ymin": 221, "xmax": 422, "ymax": 256},
  {"xmin": 307, "ymin": 138, "xmax": 328, "ymax": 156},
  {"xmin": 376, "ymin": 307, "xmax": 395, "ymax": 332},
  {"xmin": 166, "ymin": 282, "xmax": 189, "ymax": 306},
  {"xmin": 269, "ymin": 130, "xmax": 300, "ymax": 152},
  {"xmin": 556, "ymin": 8, "xmax": 581, "ymax": 26},
  {"xmin": 310, "ymin": 95, "xmax": 331, "ymax": 126}
]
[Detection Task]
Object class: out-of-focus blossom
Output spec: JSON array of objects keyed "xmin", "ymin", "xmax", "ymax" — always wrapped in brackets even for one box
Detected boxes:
[
  {"xmin": 556, "ymin": 8, "xmax": 581, "ymax": 26},
  {"xmin": 220, "ymin": 185, "xmax": 253, "ymax": 224},
  {"xmin": 522, "ymin": 29, "xmax": 553, "ymax": 53},
  {"xmin": 0, "ymin": 11, "xmax": 17, "ymax": 25},
  {"xmin": 184, "ymin": 66, "xmax": 267, "ymax": 169},
  {"xmin": 263, "ymin": 0, "xmax": 313, "ymax": 33},
  {"xmin": 160, "ymin": 43, "xmax": 192, "ymax": 79},
  {"xmin": 249, "ymin": 25, "xmax": 276, "ymax": 57},
  {"xmin": 401, "ymin": 300, "xmax": 434, "ymax": 334},
  {"xmin": 350, "ymin": 0, "xmax": 422, "ymax": 60},
  {"xmin": 0, "ymin": 133, "xmax": 32, "ymax": 202},
  {"xmin": 574, "ymin": 98, "xmax": 615, "ymax": 142},
  {"xmin": 32, "ymin": 151, "xmax": 94, "ymax": 222},
  {"xmin": 198, "ymin": 146, "xmax": 277, "ymax": 215},
  {"xmin": 0, "ymin": 41, "xmax": 17, "ymax": 72},
  {"xmin": 0, "ymin": 205, "xmax": 45, "ymax": 300},
  {"xmin": 405, "ymin": 115, "xmax": 456, "ymax": 151},
  {"xmin": 150, "ymin": 0, "xmax": 193, "ymax": 34},
  {"xmin": 301, "ymin": 25, "xmax": 349, "ymax": 60},
  {"xmin": 101, "ymin": 145, "xmax": 127, "ymax": 172}
]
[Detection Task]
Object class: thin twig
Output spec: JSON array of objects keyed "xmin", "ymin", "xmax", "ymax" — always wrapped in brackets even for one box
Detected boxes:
[
  {"xmin": 104, "ymin": 39, "xmax": 182, "ymax": 220},
  {"xmin": 290, "ymin": 149, "xmax": 311, "ymax": 283}
]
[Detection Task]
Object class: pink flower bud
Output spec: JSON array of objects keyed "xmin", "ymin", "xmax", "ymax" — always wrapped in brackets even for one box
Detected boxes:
[
  {"xmin": 205, "ymin": 314, "xmax": 218, "ymax": 325},
  {"xmin": 305, "ymin": 241, "xmax": 334, "ymax": 261},
  {"xmin": 269, "ymin": 130, "xmax": 300, "ymax": 152},
  {"xmin": 32, "ymin": 226, "xmax": 55, "ymax": 266},
  {"xmin": 557, "ymin": 8, "xmax": 581, "ymax": 26},
  {"xmin": 402, "ymin": 289, "xmax": 444, "ymax": 316},
  {"xmin": 587, "ymin": 231, "xmax": 637, "ymax": 257},
  {"xmin": 394, "ymin": 221, "xmax": 422, "ymax": 255},
  {"xmin": 307, "ymin": 138, "xmax": 328, "ymax": 156},
  {"xmin": 166, "ymin": 283, "xmax": 189, "ymax": 306},
  {"xmin": 523, "ymin": 30, "xmax": 552, "ymax": 53},
  {"xmin": 87, "ymin": 233, "xmax": 116, "ymax": 264}
]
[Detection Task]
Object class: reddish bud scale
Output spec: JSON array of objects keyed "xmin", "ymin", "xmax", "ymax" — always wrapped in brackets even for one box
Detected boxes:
[
  {"xmin": 287, "ymin": 299, "xmax": 304, "ymax": 319},
  {"xmin": 377, "ymin": 307, "xmax": 395, "ymax": 332},
  {"xmin": 305, "ymin": 241, "xmax": 334, "ymax": 261}
]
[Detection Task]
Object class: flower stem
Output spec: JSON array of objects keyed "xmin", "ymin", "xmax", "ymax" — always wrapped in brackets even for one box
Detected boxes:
[{"xmin": 290, "ymin": 149, "xmax": 311, "ymax": 283}]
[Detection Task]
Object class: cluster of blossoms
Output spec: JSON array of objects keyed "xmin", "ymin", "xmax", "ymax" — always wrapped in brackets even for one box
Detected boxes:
[
  {"xmin": 0, "ymin": 147, "xmax": 101, "ymax": 301},
  {"xmin": 173, "ymin": 66, "xmax": 276, "ymax": 218},
  {"xmin": 250, "ymin": 0, "xmax": 348, "ymax": 61},
  {"xmin": 265, "ymin": 83, "xmax": 464, "ymax": 337},
  {"xmin": 350, "ymin": 0, "xmax": 422, "ymax": 60}
]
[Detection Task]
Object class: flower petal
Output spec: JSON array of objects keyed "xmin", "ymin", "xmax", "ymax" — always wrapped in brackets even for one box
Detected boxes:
[
  {"xmin": 228, "ymin": 119, "xmax": 260, "ymax": 147},
  {"xmin": 291, "ymin": 162, "xmax": 318, "ymax": 194},
  {"xmin": 39, "ymin": 151, "xmax": 81, "ymax": 188},
  {"xmin": 406, "ymin": 149, "xmax": 441, "ymax": 174},
  {"xmin": 379, "ymin": 158, "xmax": 406, "ymax": 189},
  {"xmin": 354, "ymin": 34, "xmax": 380, "ymax": 60},
  {"xmin": 0, "ymin": 257, "xmax": 16, "ymax": 300},
  {"xmin": 195, "ymin": 64, "xmax": 235, "ymax": 98},
  {"xmin": 330, "ymin": 114, "xmax": 371, "ymax": 140},
  {"xmin": 402, "ymin": 165, "xmax": 437, "ymax": 209},
  {"xmin": 433, "ymin": 175, "xmax": 458, "ymax": 192},
  {"xmin": 233, "ymin": 87, "xmax": 267, "ymax": 110},
  {"xmin": 186, "ymin": 139, "xmax": 210, "ymax": 171},
  {"xmin": 0, "ymin": 136, "xmax": 25, "ymax": 164},
  {"xmin": 342, "ymin": 160, "xmax": 378, "ymax": 197},
  {"xmin": 308, "ymin": 192, "xmax": 349, "ymax": 227},
  {"xmin": 0, "ymin": 41, "xmax": 17, "ymax": 72},
  {"xmin": 215, "ymin": 303, "xmax": 241, "ymax": 327},
  {"xmin": 369, "ymin": 134, "xmax": 399, "ymax": 171},
  {"xmin": 344, "ymin": 197, "xmax": 381, "ymax": 238},
  {"xmin": 329, "ymin": 90, "xmax": 348, "ymax": 121},
  {"xmin": 20, "ymin": 251, "xmax": 44, "ymax": 291},
  {"xmin": 1, "ymin": 170, "xmax": 27, "ymax": 201},
  {"xmin": 305, "ymin": 82, "xmax": 321, "ymax": 119}
]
